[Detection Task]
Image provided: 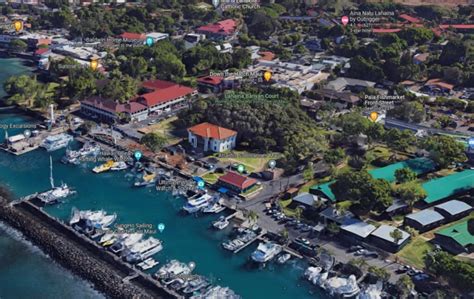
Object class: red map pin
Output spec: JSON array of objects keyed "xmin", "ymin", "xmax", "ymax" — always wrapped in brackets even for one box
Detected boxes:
[{"xmin": 341, "ymin": 16, "xmax": 349, "ymax": 26}]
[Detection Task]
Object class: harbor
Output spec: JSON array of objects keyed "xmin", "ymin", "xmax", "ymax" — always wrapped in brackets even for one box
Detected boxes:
[{"xmin": 0, "ymin": 110, "xmax": 329, "ymax": 299}]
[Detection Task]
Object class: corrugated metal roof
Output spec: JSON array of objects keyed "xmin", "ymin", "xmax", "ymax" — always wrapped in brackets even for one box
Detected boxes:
[
  {"xmin": 370, "ymin": 225, "xmax": 410, "ymax": 245},
  {"xmin": 435, "ymin": 200, "xmax": 472, "ymax": 216},
  {"xmin": 406, "ymin": 209, "xmax": 445, "ymax": 226}
]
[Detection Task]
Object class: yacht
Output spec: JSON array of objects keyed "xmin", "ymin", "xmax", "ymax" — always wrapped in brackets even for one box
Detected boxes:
[
  {"xmin": 110, "ymin": 161, "xmax": 128, "ymax": 171},
  {"xmin": 137, "ymin": 258, "xmax": 159, "ymax": 270},
  {"xmin": 109, "ymin": 233, "xmax": 143, "ymax": 253},
  {"xmin": 212, "ymin": 216, "xmax": 229, "ymax": 230},
  {"xmin": 182, "ymin": 276, "xmax": 210, "ymax": 294},
  {"xmin": 134, "ymin": 172, "xmax": 157, "ymax": 187},
  {"xmin": 324, "ymin": 275, "xmax": 360, "ymax": 298},
  {"xmin": 251, "ymin": 242, "xmax": 282, "ymax": 263},
  {"xmin": 125, "ymin": 237, "xmax": 163, "ymax": 263},
  {"xmin": 62, "ymin": 142, "xmax": 100, "ymax": 164},
  {"xmin": 277, "ymin": 253, "xmax": 291, "ymax": 264},
  {"xmin": 203, "ymin": 202, "xmax": 226, "ymax": 214},
  {"xmin": 191, "ymin": 286, "xmax": 241, "ymax": 299},
  {"xmin": 92, "ymin": 160, "xmax": 115, "ymax": 173},
  {"xmin": 155, "ymin": 260, "xmax": 195, "ymax": 280},
  {"xmin": 37, "ymin": 156, "xmax": 75, "ymax": 204},
  {"xmin": 61, "ymin": 148, "xmax": 81, "ymax": 164},
  {"xmin": 70, "ymin": 209, "xmax": 106, "ymax": 226},
  {"xmin": 41, "ymin": 133, "xmax": 73, "ymax": 151},
  {"xmin": 183, "ymin": 193, "xmax": 213, "ymax": 213},
  {"xmin": 304, "ymin": 266, "xmax": 323, "ymax": 285}
]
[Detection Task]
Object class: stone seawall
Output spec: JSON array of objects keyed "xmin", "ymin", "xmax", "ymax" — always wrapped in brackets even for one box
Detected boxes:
[{"xmin": 0, "ymin": 193, "xmax": 177, "ymax": 299}]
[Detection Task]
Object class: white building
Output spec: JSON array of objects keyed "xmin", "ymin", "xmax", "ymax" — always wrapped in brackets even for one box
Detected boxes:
[{"xmin": 188, "ymin": 122, "xmax": 237, "ymax": 153}]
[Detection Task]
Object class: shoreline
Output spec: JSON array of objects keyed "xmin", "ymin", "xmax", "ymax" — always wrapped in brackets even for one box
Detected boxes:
[{"xmin": 0, "ymin": 187, "xmax": 177, "ymax": 299}]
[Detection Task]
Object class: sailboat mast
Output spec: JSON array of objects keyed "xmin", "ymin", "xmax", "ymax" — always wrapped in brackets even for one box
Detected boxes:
[{"xmin": 50, "ymin": 155, "xmax": 54, "ymax": 189}]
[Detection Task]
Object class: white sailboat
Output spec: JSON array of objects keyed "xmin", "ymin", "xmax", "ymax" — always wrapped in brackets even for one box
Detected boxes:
[{"xmin": 37, "ymin": 156, "xmax": 75, "ymax": 204}]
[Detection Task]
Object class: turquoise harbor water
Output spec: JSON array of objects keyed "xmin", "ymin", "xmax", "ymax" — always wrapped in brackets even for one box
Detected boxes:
[{"xmin": 0, "ymin": 58, "xmax": 327, "ymax": 298}]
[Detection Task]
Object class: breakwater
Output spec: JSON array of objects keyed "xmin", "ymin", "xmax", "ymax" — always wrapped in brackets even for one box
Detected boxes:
[{"xmin": 0, "ymin": 190, "xmax": 177, "ymax": 299}]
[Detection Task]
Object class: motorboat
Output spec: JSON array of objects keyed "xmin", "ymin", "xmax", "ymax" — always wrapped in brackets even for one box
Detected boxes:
[
  {"xmin": 251, "ymin": 242, "xmax": 282, "ymax": 263},
  {"xmin": 183, "ymin": 194, "xmax": 213, "ymax": 213},
  {"xmin": 62, "ymin": 142, "xmax": 100, "ymax": 164},
  {"xmin": 137, "ymin": 258, "xmax": 159, "ymax": 270},
  {"xmin": 134, "ymin": 172, "xmax": 157, "ymax": 187},
  {"xmin": 155, "ymin": 260, "xmax": 195, "ymax": 280},
  {"xmin": 69, "ymin": 209, "xmax": 106, "ymax": 225},
  {"xmin": 92, "ymin": 160, "xmax": 115, "ymax": 173},
  {"xmin": 182, "ymin": 276, "xmax": 210, "ymax": 294},
  {"xmin": 41, "ymin": 133, "xmax": 73, "ymax": 151},
  {"xmin": 110, "ymin": 161, "xmax": 128, "ymax": 171},
  {"xmin": 203, "ymin": 202, "xmax": 226, "ymax": 214},
  {"xmin": 277, "ymin": 253, "xmax": 291, "ymax": 264},
  {"xmin": 324, "ymin": 275, "xmax": 360, "ymax": 298},
  {"xmin": 125, "ymin": 237, "xmax": 163, "ymax": 263},
  {"xmin": 304, "ymin": 266, "xmax": 322, "ymax": 285},
  {"xmin": 212, "ymin": 216, "xmax": 229, "ymax": 230},
  {"xmin": 358, "ymin": 282, "xmax": 383, "ymax": 299},
  {"xmin": 191, "ymin": 286, "xmax": 241, "ymax": 299}
]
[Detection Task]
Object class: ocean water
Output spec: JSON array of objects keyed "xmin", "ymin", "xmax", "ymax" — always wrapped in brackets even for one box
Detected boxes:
[{"xmin": 0, "ymin": 58, "xmax": 326, "ymax": 299}]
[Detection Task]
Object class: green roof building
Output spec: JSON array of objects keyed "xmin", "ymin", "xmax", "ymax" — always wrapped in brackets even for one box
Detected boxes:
[
  {"xmin": 310, "ymin": 157, "xmax": 436, "ymax": 202},
  {"xmin": 421, "ymin": 170, "xmax": 474, "ymax": 204},
  {"xmin": 434, "ymin": 220, "xmax": 474, "ymax": 254}
]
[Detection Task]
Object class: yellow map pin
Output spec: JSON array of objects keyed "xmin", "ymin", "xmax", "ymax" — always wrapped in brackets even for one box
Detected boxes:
[
  {"xmin": 263, "ymin": 71, "xmax": 272, "ymax": 82},
  {"xmin": 13, "ymin": 20, "xmax": 23, "ymax": 32},
  {"xmin": 369, "ymin": 111, "xmax": 378, "ymax": 122},
  {"xmin": 90, "ymin": 59, "xmax": 99, "ymax": 71}
]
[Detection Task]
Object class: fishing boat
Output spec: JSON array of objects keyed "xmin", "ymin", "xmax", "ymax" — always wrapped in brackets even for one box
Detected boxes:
[
  {"xmin": 62, "ymin": 142, "xmax": 100, "ymax": 164},
  {"xmin": 110, "ymin": 161, "xmax": 128, "ymax": 171},
  {"xmin": 40, "ymin": 133, "xmax": 73, "ymax": 152},
  {"xmin": 203, "ymin": 202, "xmax": 226, "ymax": 214},
  {"xmin": 212, "ymin": 216, "xmax": 229, "ymax": 230},
  {"xmin": 92, "ymin": 160, "xmax": 115, "ymax": 173},
  {"xmin": 37, "ymin": 156, "xmax": 76, "ymax": 204},
  {"xmin": 137, "ymin": 258, "xmax": 159, "ymax": 270},
  {"xmin": 324, "ymin": 275, "xmax": 360, "ymax": 298},
  {"xmin": 125, "ymin": 237, "xmax": 163, "ymax": 263},
  {"xmin": 251, "ymin": 242, "xmax": 282, "ymax": 263},
  {"xmin": 155, "ymin": 260, "xmax": 195, "ymax": 280},
  {"xmin": 182, "ymin": 276, "xmax": 210, "ymax": 294},
  {"xmin": 134, "ymin": 172, "xmax": 157, "ymax": 187},
  {"xmin": 277, "ymin": 253, "xmax": 291, "ymax": 264},
  {"xmin": 183, "ymin": 193, "xmax": 213, "ymax": 213}
]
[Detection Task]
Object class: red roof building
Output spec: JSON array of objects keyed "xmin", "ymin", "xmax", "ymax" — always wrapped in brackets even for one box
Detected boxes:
[
  {"xmin": 399, "ymin": 14, "xmax": 422, "ymax": 24},
  {"xmin": 34, "ymin": 48, "xmax": 50, "ymax": 57},
  {"xmin": 80, "ymin": 96, "xmax": 148, "ymax": 122},
  {"xmin": 119, "ymin": 32, "xmax": 146, "ymax": 40},
  {"xmin": 137, "ymin": 80, "xmax": 196, "ymax": 109},
  {"xmin": 188, "ymin": 122, "xmax": 237, "ymax": 153},
  {"xmin": 196, "ymin": 76, "xmax": 224, "ymax": 93},
  {"xmin": 372, "ymin": 28, "xmax": 402, "ymax": 33},
  {"xmin": 196, "ymin": 19, "xmax": 238, "ymax": 40},
  {"xmin": 217, "ymin": 172, "xmax": 257, "ymax": 193},
  {"xmin": 439, "ymin": 24, "xmax": 474, "ymax": 30},
  {"xmin": 258, "ymin": 51, "xmax": 276, "ymax": 61}
]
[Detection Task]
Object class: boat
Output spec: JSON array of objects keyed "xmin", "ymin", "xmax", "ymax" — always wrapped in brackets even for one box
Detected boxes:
[
  {"xmin": 61, "ymin": 148, "xmax": 81, "ymax": 164},
  {"xmin": 37, "ymin": 156, "xmax": 76, "ymax": 204},
  {"xmin": 251, "ymin": 242, "xmax": 282, "ymax": 263},
  {"xmin": 110, "ymin": 161, "xmax": 128, "ymax": 171},
  {"xmin": 62, "ymin": 142, "xmax": 100, "ymax": 165},
  {"xmin": 40, "ymin": 133, "xmax": 73, "ymax": 151},
  {"xmin": 212, "ymin": 216, "xmax": 229, "ymax": 230},
  {"xmin": 70, "ymin": 209, "xmax": 106, "ymax": 226},
  {"xmin": 183, "ymin": 193, "xmax": 213, "ymax": 213},
  {"xmin": 92, "ymin": 160, "xmax": 115, "ymax": 173},
  {"xmin": 277, "ymin": 253, "xmax": 291, "ymax": 264},
  {"xmin": 99, "ymin": 232, "xmax": 117, "ymax": 245},
  {"xmin": 191, "ymin": 286, "xmax": 241, "ymax": 299},
  {"xmin": 134, "ymin": 172, "xmax": 157, "ymax": 187},
  {"xmin": 324, "ymin": 275, "xmax": 360, "ymax": 298},
  {"xmin": 155, "ymin": 260, "xmax": 195, "ymax": 280},
  {"xmin": 358, "ymin": 282, "xmax": 383, "ymax": 299},
  {"xmin": 203, "ymin": 202, "xmax": 226, "ymax": 214},
  {"xmin": 125, "ymin": 237, "xmax": 163, "ymax": 263},
  {"xmin": 182, "ymin": 276, "xmax": 210, "ymax": 294},
  {"xmin": 304, "ymin": 266, "xmax": 322, "ymax": 285},
  {"xmin": 137, "ymin": 258, "xmax": 159, "ymax": 270}
]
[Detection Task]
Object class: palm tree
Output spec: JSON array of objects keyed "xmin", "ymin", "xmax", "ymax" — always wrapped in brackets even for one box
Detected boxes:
[{"xmin": 246, "ymin": 210, "xmax": 259, "ymax": 225}]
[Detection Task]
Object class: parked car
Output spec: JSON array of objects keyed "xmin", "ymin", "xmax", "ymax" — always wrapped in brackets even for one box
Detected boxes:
[{"xmin": 348, "ymin": 245, "xmax": 363, "ymax": 253}]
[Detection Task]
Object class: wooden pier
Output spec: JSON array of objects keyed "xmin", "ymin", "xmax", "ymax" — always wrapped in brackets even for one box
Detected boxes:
[{"xmin": 233, "ymin": 230, "xmax": 266, "ymax": 253}]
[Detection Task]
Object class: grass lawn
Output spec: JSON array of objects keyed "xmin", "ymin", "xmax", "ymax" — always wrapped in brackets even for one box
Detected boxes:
[
  {"xmin": 201, "ymin": 172, "xmax": 224, "ymax": 184},
  {"xmin": 139, "ymin": 116, "xmax": 181, "ymax": 145},
  {"xmin": 397, "ymin": 236, "xmax": 434, "ymax": 269},
  {"xmin": 213, "ymin": 150, "xmax": 282, "ymax": 172}
]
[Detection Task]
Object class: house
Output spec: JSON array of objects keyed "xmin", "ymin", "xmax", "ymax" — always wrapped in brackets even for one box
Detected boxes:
[
  {"xmin": 421, "ymin": 170, "xmax": 474, "ymax": 205},
  {"xmin": 413, "ymin": 53, "xmax": 429, "ymax": 65},
  {"xmin": 196, "ymin": 19, "xmax": 238, "ymax": 41},
  {"xmin": 305, "ymin": 39, "xmax": 323, "ymax": 52},
  {"xmin": 340, "ymin": 219, "xmax": 377, "ymax": 242},
  {"xmin": 434, "ymin": 220, "xmax": 474, "ymax": 254},
  {"xmin": 146, "ymin": 32, "xmax": 169, "ymax": 43},
  {"xmin": 217, "ymin": 171, "xmax": 257, "ymax": 193},
  {"xmin": 319, "ymin": 206, "xmax": 354, "ymax": 225},
  {"xmin": 369, "ymin": 225, "xmax": 411, "ymax": 253},
  {"xmin": 434, "ymin": 200, "xmax": 472, "ymax": 221},
  {"xmin": 197, "ymin": 76, "xmax": 224, "ymax": 93},
  {"xmin": 291, "ymin": 192, "xmax": 326, "ymax": 210},
  {"xmin": 314, "ymin": 89, "xmax": 360, "ymax": 109},
  {"xmin": 119, "ymin": 32, "xmax": 146, "ymax": 42},
  {"xmin": 34, "ymin": 48, "xmax": 51, "ymax": 60},
  {"xmin": 422, "ymin": 78, "xmax": 454, "ymax": 94},
  {"xmin": 187, "ymin": 122, "xmax": 237, "ymax": 153},
  {"xmin": 183, "ymin": 33, "xmax": 206, "ymax": 49},
  {"xmin": 404, "ymin": 209, "xmax": 445, "ymax": 233},
  {"xmin": 325, "ymin": 77, "xmax": 376, "ymax": 93}
]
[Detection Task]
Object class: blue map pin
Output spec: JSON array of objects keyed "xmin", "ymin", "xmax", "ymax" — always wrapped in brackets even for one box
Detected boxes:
[
  {"xmin": 469, "ymin": 137, "xmax": 474, "ymax": 148},
  {"xmin": 134, "ymin": 150, "xmax": 142, "ymax": 161},
  {"xmin": 146, "ymin": 37, "xmax": 154, "ymax": 47},
  {"xmin": 268, "ymin": 160, "xmax": 276, "ymax": 169},
  {"xmin": 158, "ymin": 223, "xmax": 165, "ymax": 233},
  {"xmin": 197, "ymin": 180, "xmax": 205, "ymax": 189}
]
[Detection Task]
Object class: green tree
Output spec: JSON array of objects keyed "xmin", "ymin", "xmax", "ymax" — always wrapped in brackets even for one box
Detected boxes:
[
  {"xmin": 303, "ymin": 162, "xmax": 314, "ymax": 182},
  {"xmin": 326, "ymin": 222, "xmax": 340, "ymax": 235},
  {"xmin": 390, "ymin": 228, "xmax": 404, "ymax": 244},
  {"xmin": 368, "ymin": 266, "xmax": 390, "ymax": 282},
  {"xmin": 100, "ymin": 75, "xmax": 139, "ymax": 103},
  {"xmin": 324, "ymin": 148, "xmax": 346, "ymax": 165},
  {"xmin": 9, "ymin": 39, "xmax": 28, "ymax": 52},
  {"xmin": 396, "ymin": 275, "xmax": 414, "ymax": 298},
  {"xmin": 421, "ymin": 135, "xmax": 467, "ymax": 168},
  {"xmin": 140, "ymin": 133, "xmax": 167, "ymax": 152},
  {"xmin": 395, "ymin": 167, "xmax": 417, "ymax": 183},
  {"xmin": 397, "ymin": 182, "xmax": 427, "ymax": 210}
]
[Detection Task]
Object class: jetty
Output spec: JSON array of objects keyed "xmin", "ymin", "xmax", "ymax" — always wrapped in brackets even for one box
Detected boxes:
[{"xmin": 234, "ymin": 229, "xmax": 266, "ymax": 253}]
